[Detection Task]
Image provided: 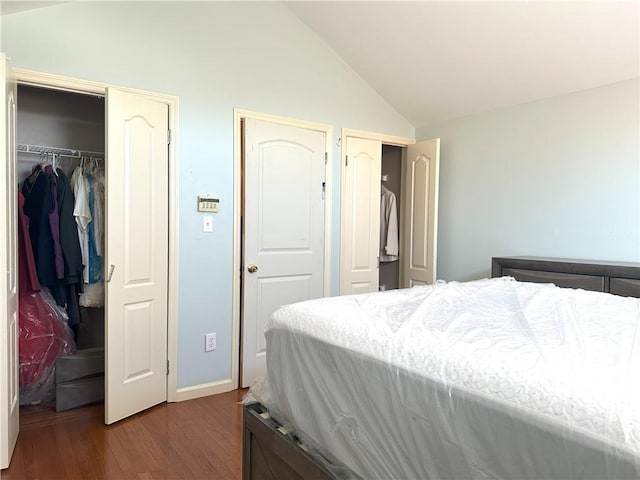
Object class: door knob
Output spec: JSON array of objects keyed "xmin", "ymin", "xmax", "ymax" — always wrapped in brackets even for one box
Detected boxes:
[{"xmin": 247, "ymin": 264, "xmax": 259, "ymax": 273}]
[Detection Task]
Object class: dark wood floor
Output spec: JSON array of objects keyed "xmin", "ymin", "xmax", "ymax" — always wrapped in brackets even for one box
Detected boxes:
[{"xmin": 4, "ymin": 389, "xmax": 247, "ymax": 480}]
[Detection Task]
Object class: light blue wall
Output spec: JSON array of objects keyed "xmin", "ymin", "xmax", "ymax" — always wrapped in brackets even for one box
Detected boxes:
[
  {"xmin": 417, "ymin": 79, "xmax": 640, "ymax": 281},
  {"xmin": 1, "ymin": 1, "xmax": 413, "ymax": 389}
]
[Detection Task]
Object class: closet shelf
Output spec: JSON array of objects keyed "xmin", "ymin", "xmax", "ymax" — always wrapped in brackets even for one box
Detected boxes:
[{"xmin": 18, "ymin": 144, "xmax": 104, "ymax": 160}]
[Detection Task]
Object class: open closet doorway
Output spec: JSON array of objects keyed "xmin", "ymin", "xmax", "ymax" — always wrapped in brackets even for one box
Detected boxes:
[
  {"xmin": 232, "ymin": 110, "xmax": 333, "ymax": 389},
  {"xmin": 1, "ymin": 56, "xmax": 179, "ymax": 469},
  {"xmin": 379, "ymin": 144, "xmax": 403, "ymax": 291},
  {"xmin": 339, "ymin": 129, "xmax": 440, "ymax": 295}
]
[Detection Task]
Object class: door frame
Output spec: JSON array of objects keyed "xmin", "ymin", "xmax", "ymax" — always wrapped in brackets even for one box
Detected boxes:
[
  {"xmin": 339, "ymin": 128, "xmax": 414, "ymax": 293},
  {"xmin": 232, "ymin": 109, "xmax": 333, "ymax": 388},
  {"xmin": 9, "ymin": 68, "xmax": 180, "ymax": 402}
]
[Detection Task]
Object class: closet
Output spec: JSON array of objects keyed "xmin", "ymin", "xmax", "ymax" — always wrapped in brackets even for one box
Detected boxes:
[
  {"xmin": 17, "ymin": 85, "xmax": 106, "ymax": 412},
  {"xmin": 379, "ymin": 145, "xmax": 402, "ymax": 291},
  {"xmin": 2, "ymin": 58, "xmax": 176, "ymax": 469},
  {"xmin": 340, "ymin": 134, "xmax": 440, "ymax": 295}
]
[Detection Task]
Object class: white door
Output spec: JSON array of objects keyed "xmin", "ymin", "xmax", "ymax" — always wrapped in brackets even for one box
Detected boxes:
[
  {"xmin": 402, "ymin": 139, "xmax": 440, "ymax": 286},
  {"xmin": 105, "ymin": 88, "xmax": 168, "ymax": 424},
  {"xmin": 0, "ymin": 53, "xmax": 18, "ymax": 469},
  {"xmin": 340, "ymin": 137, "xmax": 382, "ymax": 295},
  {"xmin": 242, "ymin": 118, "xmax": 326, "ymax": 388}
]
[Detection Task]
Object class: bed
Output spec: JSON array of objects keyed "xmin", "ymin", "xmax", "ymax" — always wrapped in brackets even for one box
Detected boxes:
[{"xmin": 243, "ymin": 257, "xmax": 640, "ymax": 480}]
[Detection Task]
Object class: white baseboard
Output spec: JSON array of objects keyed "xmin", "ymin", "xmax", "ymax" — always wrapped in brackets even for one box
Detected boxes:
[{"xmin": 174, "ymin": 378, "xmax": 236, "ymax": 402}]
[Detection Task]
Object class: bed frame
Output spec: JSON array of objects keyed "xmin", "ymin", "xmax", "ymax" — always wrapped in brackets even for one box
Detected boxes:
[
  {"xmin": 242, "ymin": 402, "xmax": 340, "ymax": 480},
  {"xmin": 242, "ymin": 256, "xmax": 640, "ymax": 480},
  {"xmin": 491, "ymin": 256, "xmax": 640, "ymax": 297}
]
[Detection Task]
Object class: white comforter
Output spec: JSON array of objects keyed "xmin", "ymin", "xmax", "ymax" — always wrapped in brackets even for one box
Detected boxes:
[{"xmin": 266, "ymin": 277, "xmax": 640, "ymax": 478}]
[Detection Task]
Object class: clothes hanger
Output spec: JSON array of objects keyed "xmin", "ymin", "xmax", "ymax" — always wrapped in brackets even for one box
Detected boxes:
[
  {"xmin": 49, "ymin": 152, "xmax": 59, "ymax": 176},
  {"xmin": 25, "ymin": 154, "xmax": 45, "ymax": 185},
  {"xmin": 37, "ymin": 152, "xmax": 47, "ymax": 168}
]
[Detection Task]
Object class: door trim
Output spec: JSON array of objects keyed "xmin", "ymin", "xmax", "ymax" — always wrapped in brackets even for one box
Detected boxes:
[
  {"xmin": 341, "ymin": 128, "xmax": 414, "ymax": 148},
  {"xmin": 10, "ymin": 68, "xmax": 179, "ymax": 403},
  {"xmin": 232, "ymin": 109, "xmax": 333, "ymax": 389}
]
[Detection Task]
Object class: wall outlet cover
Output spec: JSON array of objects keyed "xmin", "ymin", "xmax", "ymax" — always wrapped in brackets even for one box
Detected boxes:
[{"xmin": 205, "ymin": 333, "xmax": 216, "ymax": 352}]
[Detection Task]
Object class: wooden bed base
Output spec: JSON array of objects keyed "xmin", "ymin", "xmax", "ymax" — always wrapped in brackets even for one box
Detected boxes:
[
  {"xmin": 491, "ymin": 256, "xmax": 640, "ymax": 297},
  {"xmin": 242, "ymin": 402, "xmax": 338, "ymax": 480},
  {"xmin": 242, "ymin": 256, "xmax": 640, "ymax": 480}
]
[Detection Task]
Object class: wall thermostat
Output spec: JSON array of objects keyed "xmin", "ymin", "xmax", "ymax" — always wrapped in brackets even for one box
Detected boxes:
[{"xmin": 198, "ymin": 195, "xmax": 220, "ymax": 213}]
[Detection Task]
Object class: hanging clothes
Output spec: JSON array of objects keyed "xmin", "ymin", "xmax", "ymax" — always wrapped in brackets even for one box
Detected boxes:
[
  {"xmin": 19, "ymin": 288, "xmax": 75, "ymax": 405},
  {"xmin": 380, "ymin": 185, "xmax": 399, "ymax": 263},
  {"xmin": 22, "ymin": 165, "xmax": 58, "ymax": 287},
  {"xmin": 55, "ymin": 167, "xmax": 85, "ymax": 331},
  {"xmin": 85, "ymin": 173, "xmax": 103, "ymax": 284},
  {"xmin": 18, "ymin": 191, "xmax": 41, "ymax": 294},
  {"xmin": 71, "ymin": 164, "xmax": 91, "ymax": 284},
  {"xmin": 77, "ymin": 159, "xmax": 105, "ymax": 308},
  {"xmin": 56, "ymin": 168, "xmax": 84, "ymax": 287},
  {"xmin": 21, "ymin": 162, "xmax": 84, "ymax": 333},
  {"xmin": 19, "ymin": 185, "xmax": 76, "ymax": 405},
  {"xmin": 91, "ymin": 159, "xmax": 105, "ymax": 258},
  {"xmin": 44, "ymin": 165, "xmax": 65, "ymax": 280}
]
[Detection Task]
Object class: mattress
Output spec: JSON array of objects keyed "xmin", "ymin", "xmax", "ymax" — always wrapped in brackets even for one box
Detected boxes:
[{"xmin": 262, "ymin": 277, "xmax": 640, "ymax": 479}]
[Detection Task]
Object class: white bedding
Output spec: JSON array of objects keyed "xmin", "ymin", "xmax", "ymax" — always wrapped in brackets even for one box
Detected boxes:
[{"xmin": 264, "ymin": 277, "xmax": 640, "ymax": 479}]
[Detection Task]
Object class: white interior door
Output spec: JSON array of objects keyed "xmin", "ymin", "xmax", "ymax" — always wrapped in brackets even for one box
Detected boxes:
[
  {"xmin": 402, "ymin": 138, "xmax": 440, "ymax": 287},
  {"xmin": 0, "ymin": 52, "xmax": 18, "ymax": 469},
  {"xmin": 105, "ymin": 88, "xmax": 168, "ymax": 424},
  {"xmin": 340, "ymin": 137, "xmax": 382, "ymax": 295},
  {"xmin": 242, "ymin": 118, "xmax": 326, "ymax": 388}
]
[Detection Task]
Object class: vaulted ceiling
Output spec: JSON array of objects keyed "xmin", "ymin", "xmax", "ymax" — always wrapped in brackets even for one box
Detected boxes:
[
  {"xmin": 2, "ymin": 1, "xmax": 638, "ymax": 129},
  {"xmin": 286, "ymin": 1, "xmax": 639, "ymax": 128}
]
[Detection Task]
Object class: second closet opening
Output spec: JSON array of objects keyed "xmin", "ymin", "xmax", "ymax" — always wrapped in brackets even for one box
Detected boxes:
[{"xmin": 380, "ymin": 144, "xmax": 403, "ymax": 291}]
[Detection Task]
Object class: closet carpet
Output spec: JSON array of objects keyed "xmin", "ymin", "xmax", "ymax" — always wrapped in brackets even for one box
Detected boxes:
[{"xmin": 4, "ymin": 389, "xmax": 247, "ymax": 480}]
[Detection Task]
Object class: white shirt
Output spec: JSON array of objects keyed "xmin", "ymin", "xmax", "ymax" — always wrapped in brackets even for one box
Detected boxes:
[
  {"xmin": 380, "ymin": 185, "xmax": 399, "ymax": 262},
  {"xmin": 71, "ymin": 166, "xmax": 92, "ymax": 283}
]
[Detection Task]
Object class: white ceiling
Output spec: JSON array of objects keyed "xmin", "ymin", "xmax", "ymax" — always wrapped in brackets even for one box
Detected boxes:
[
  {"xmin": 2, "ymin": 1, "xmax": 638, "ymax": 128},
  {"xmin": 0, "ymin": 1, "xmax": 69, "ymax": 16},
  {"xmin": 286, "ymin": 1, "xmax": 640, "ymax": 128}
]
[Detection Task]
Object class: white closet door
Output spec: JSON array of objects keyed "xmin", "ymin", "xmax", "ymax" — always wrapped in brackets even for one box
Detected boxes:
[
  {"xmin": 0, "ymin": 52, "xmax": 18, "ymax": 469},
  {"xmin": 340, "ymin": 137, "xmax": 382, "ymax": 295},
  {"xmin": 242, "ymin": 118, "xmax": 326, "ymax": 388},
  {"xmin": 105, "ymin": 88, "xmax": 168, "ymax": 424},
  {"xmin": 402, "ymin": 138, "xmax": 440, "ymax": 287}
]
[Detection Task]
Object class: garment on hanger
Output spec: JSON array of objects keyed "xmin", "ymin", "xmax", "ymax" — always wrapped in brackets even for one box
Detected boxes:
[
  {"xmin": 56, "ymin": 168, "xmax": 84, "ymax": 287},
  {"xmin": 85, "ymin": 173, "xmax": 103, "ymax": 284},
  {"xmin": 380, "ymin": 184, "xmax": 399, "ymax": 263},
  {"xmin": 44, "ymin": 165, "xmax": 65, "ymax": 280},
  {"xmin": 18, "ymin": 191, "xmax": 41, "ymax": 294},
  {"xmin": 91, "ymin": 159, "xmax": 105, "ymax": 258},
  {"xmin": 71, "ymin": 163, "xmax": 91, "ymax": 283},
  {"xmin": 19, "ymin": 288, "xmax": 75, "ymax": 405}
]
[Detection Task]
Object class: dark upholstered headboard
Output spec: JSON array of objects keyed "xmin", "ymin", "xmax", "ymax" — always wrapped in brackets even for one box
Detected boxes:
[{"xmin": 491, "ymin": 256, "xmax": 640, "ymax": 298}]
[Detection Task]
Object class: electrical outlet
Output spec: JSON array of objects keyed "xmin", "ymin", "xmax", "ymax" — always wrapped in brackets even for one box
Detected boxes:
[{"xmin": 205, "ymin": 333, "xmax": 216, "ymax": 352}]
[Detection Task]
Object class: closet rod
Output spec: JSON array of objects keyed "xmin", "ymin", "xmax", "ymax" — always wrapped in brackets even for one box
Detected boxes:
[{"xmin": 18, "ymin": 144, "xmax": 104, "ymax": 160}]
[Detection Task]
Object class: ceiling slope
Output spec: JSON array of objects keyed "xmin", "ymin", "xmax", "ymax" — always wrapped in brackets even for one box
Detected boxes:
[
  {"xmin": 0, "ymin": 1, "xmax": 70, "ymax": 16},
  {"xmin": 287, "ymin": 1, "xmax": 640, "ymax": 128}
]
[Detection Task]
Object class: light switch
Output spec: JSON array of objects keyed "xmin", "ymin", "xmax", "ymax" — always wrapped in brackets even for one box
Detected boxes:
[{"xmin": 203, "ymin": 216, "xmax": 213, "ymax": 232}]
